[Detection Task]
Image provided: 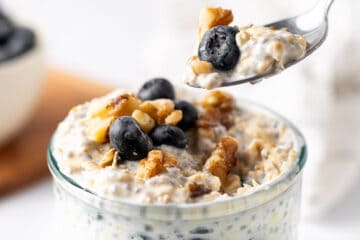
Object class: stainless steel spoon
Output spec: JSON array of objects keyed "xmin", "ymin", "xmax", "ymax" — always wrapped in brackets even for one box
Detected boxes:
[{"xmin": 189, "ymin": 0, "xmax": 335, "ymax": 88}]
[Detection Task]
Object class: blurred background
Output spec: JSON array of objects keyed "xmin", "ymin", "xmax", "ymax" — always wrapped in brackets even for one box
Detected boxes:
[{"xmin": 0, "ymin": 0, "xmax": 359, "ymax": 239}]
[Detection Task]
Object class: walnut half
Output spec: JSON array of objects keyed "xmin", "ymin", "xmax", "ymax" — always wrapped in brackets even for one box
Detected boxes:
[
  {"xmin": 203, "ymin": 136, "xmax": 239, "ymax": 186},
  {"xmin": 198, "ymin": 7, "xmax": 234, "ymax": 39},
  {"xmin": 198, "ymin": 90, "xmax": 236, "ymax": 129},
  {"xmin": 136, "ymin": 150, "xmax": 178, "ymax": 179}
]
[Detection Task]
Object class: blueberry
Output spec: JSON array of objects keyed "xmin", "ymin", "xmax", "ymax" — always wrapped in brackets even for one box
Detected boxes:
[
  {"xmin": 198, "ymin": 25, "xmax": 240, "ymax": 71},
  {"xmin": 149, "ymin": 125, "xmax": 187, "ymax": 148},
  {"xmin": 109, "ymin": 116, "xmax": 153, "ymax": 160},
  {"xmin": 137, "ymin": 78, "xmax": 175, "ymax": 100},
  {"xmin": 0, "ymin": 14, "xmax": 14, "ymax": 44},
  {"xmin": 174, "ymin": 100, "xmax": 198, "ymax": 130},
  {"xmin": 6, "ymin": 27, "xmax": 35, "ymax": 56},
  {"xmin": 0, "ymin": 27, "xmax": 35, "ymax": 63}
]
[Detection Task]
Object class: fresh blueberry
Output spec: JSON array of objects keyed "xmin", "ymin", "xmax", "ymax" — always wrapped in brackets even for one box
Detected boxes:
[
  {"xmin": 174, "ymin": 99, "xmax": 198, "ymax": 130},
  {"xmin": 109, "ymin": 116, "xmax": 153, "ymax": 160},
  {"xmin": 6, "ymin": 27, "xmax": 35, "ymax": 56},
  {"xmin": 0, "ymin": 13, "xmax": 14, "ymax": 44},
  {"xmin": 137, "ymin": 78, "xmax": 175, "ymax": 100},
  {"xmin": 198, "ymin": 25, "xmax": 240, "ymax": 71},
  {"xmin": 149, "ymin": 125, "xmax": 187, "ymax": 148},
  {"xmin": 0, "ymin": 27, "xmax": 35, "ymax": 63}
]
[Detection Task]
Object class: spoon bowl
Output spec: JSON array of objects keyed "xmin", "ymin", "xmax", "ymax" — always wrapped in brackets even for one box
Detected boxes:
[{"xmin": 188, "ymin": 0, "xmax": 335, "ymax": 88}]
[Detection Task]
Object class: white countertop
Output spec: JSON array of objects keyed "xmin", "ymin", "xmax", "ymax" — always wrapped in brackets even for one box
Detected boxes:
[{"xmin": 1, "ymin": 178, "xmax": 359, "ymax": 240}]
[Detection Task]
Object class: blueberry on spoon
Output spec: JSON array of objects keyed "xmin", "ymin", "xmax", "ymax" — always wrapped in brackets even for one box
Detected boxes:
[{"xmin": 198, "ymin": 25, "xmax": 240, "ymax": 71}]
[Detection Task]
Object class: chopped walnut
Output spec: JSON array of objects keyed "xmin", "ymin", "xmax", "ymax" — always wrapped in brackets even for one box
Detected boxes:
[
  {"xmin": 162, "ymin": 151, "xmax": 178, "ymax": 168},
  {"xmin": 198, "ymin": 7, "xmax": 233, "ymax": 39},
  {"xmin": 188, "ymin": 182, "xmax": 211, "ymax": 198},
  {"xmin": 138, "ymin": 99, "xmax": 179, "ymax": 125},
  {"xmin": 138, "ymin": 99, "xmax": 183, "ymax": 125},
  {"xmin": 132, "ymin": 109, "xmax": 155, "ymax": 133},
  {"xmin": 165, "ymin": 110, "xmax": 183, "ymax": 126},
  {"xmin": 136, "ymin": 150, "xmax": 178, "ymax": 179},
  {"xmin": 138, "ymin": 101, "xmax": 158, "ymax": 119},
  {"xmin": 201, "ymin": 90, "xmax": 235, "ymax": 112},
  {"xmin": 197, "ymin": 90, "xmax": 236, "ymax": 130},
  {"xmin": 85, "ymin": 117, "xmax": 115, "ymax": 143},
  {"xmin": 150, "ymin": 99, "xmax": 175, "ymax": 124},
  {"xmin": 190, "ymin": 55, "xmax": 214, "ymax": 74},
  {"xmin": 91, "ymin": 93, "xmax": 139, "ymax": 119},
  {"xmin": 223, "ymin": 174, "xmax": 241, "ymax": 194},
  {"xmin": 136, "ymin": 150, "xmax": 166, "ymax": 179},
  {"xmin": 99, "ymin": 148, "xmax": 116, "ymax": 167},
  {"xmin": 203, "ymin": 136, "xmax": 239, "ymax": 185}
]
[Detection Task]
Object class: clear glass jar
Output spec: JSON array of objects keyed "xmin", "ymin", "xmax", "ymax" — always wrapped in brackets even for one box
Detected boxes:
[{"xmin": 48, "ymin": 100, "xmax": 307, "ymax": 240}]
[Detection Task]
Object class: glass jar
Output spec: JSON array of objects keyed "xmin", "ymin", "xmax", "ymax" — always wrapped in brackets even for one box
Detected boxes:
[{"xmin": 48, "ymin": 100, "xmax": 307, "ymax": 240}]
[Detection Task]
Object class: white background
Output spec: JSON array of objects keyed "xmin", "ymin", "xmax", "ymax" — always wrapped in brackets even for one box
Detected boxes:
[{"xmin": 1, "ymin": 0, "xmax": 360, "ymax": 239}]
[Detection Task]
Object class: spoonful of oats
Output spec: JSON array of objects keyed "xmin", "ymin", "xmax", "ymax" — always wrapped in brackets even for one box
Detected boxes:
[{"xmin": 184, "ymin": 0, "xmax": 335, "ymax": 89}]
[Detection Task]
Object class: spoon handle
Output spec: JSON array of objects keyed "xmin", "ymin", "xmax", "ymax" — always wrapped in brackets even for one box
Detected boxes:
[{"xmin": 317, "ymin": 0, "xmax": 335, "ymax": 18}]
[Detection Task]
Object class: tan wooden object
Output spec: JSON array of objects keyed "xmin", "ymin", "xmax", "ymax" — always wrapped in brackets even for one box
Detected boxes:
[{"xmin": 0, "ymin": 69, "xmax": 111, "ymax": 196}]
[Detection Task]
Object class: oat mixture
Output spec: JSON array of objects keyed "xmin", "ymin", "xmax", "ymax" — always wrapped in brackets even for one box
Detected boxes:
[
  {"xmin": 53, "ymin": 83, "xmax": 297, "ymax": 204},
  {"xmin": 184, "ymin": 7, "xmax": 307, "ymax": 89}
]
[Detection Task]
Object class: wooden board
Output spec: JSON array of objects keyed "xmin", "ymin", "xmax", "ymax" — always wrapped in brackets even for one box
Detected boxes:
[{"xmin": 0, "ymin": 69, "xmax": 111, "ymax": 196}]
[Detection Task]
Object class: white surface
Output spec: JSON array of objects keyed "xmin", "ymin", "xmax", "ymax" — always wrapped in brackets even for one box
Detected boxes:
[{"xmin": 0, "ymin": 179, "xmax": 360, "ymax": 239}]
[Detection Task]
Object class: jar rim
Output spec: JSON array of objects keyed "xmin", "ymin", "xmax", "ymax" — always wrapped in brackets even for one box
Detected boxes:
[{"xmin": 48, "ymin": 98, "xmax": 307, "ymax": 220}]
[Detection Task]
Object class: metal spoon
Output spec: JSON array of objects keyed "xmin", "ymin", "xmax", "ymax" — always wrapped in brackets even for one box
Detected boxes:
[{"xmin": 189, "ymin": 0, "xmax": 335, "ymax": 88}]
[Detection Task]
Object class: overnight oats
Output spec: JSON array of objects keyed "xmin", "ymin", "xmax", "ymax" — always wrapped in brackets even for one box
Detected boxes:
[
  {"xmin": 184, "ymin": 7, "xmax": 307, "ymax": 89},
  {"xmin": 48, "ymin": 78, "xmax": 307, "ymax": 239}
]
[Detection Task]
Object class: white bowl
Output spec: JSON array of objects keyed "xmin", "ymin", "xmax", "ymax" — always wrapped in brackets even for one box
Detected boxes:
[{"xmin": 0, "ymin": 31, "xmax": 45, "ymax": 145}]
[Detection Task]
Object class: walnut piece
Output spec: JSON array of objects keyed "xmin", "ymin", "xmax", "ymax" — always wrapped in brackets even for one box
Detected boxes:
[
  {"xmin": 201, "ymin": 90, "xmax": 235, "ymax": 112},
  {"xmin": 190, "ymin": 55, "xmax": 214, "ymax": 74},
  {"xmin": 165, "ymin": 110, "xmax": 183, "ymax": 126},
  {"xmin": 223, "ymin": 174, "xmax": 241, "ymax": 194},
  {"xmin": 91, "ymin": 93, "xmax": 139, "ymax": 119},
  {"xmin": 150, "ymin": 99, "xmax": 175, "ymax": 124},
  {"xmin": 136, "ymin": 150, "xmax": 178, "ymax": 179},
  {"xmin": 138, "ymin": 101, "xmax": 158, "ymax": 119},
  {"xmin": 188, "ymin": 182, "xmax": 211, "ymax": 198},
  {"xmin": 137, "ymin": 150, "xmax": 166, "ymax": 179},
  {"xmin": 198, "ymin": 90, "xmax": 236, "ymax": 129},
  {"xmin": 139, "ymin": 99, "xmax": 183, "ymax": 125},
  {"xmin": 132, "ymin": 109, "xmax": 155, "ymax": 133},
  {"xmin": 99, "ymin": 148, "xmax": 116, "ymax": 167},
  {"xmin": 203, "ymin": 136, "xmax": 239, "ymax": 185},
  {"xmin": 198, "ymin": 7, "xmax": 233, "ymax": 39},
  {"xmin": 85, "ymin": 117, "xmax": 115, "ymax": 143}
]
